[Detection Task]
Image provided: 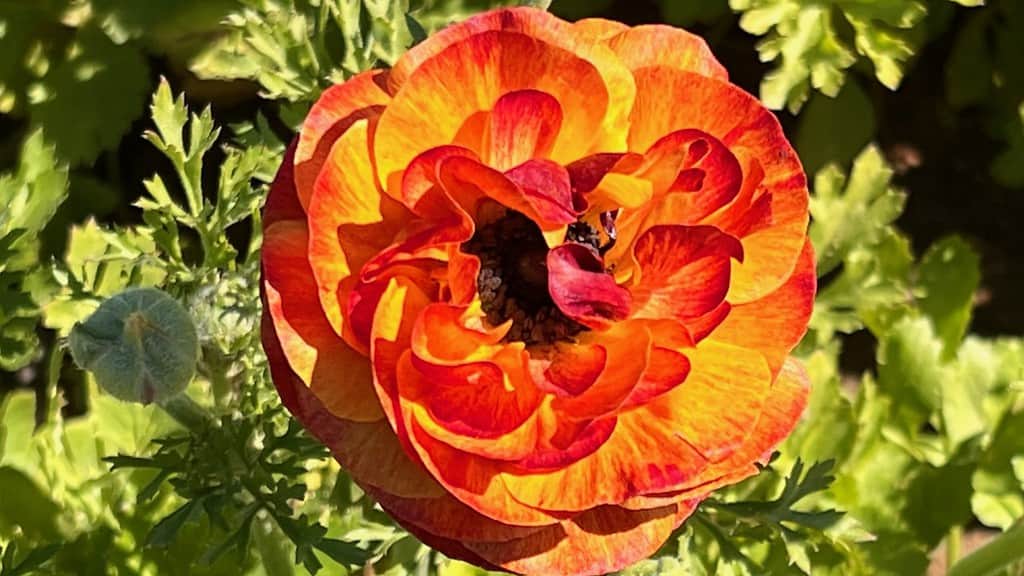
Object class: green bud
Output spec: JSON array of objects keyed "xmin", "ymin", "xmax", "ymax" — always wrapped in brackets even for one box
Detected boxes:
[{"xmin": 69, "ymin": 288, "xmax": 199, "ymax": 405}]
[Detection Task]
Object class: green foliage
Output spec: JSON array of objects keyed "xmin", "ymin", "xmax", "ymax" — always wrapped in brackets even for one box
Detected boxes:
[
  {"xmin": 730, "ymin": 0, "xmax": 973, "ymax": 112},
  {"xmin": 945, "ymin": 0, "xmax": 1024, "ymax": 188},
  {"xmin": 0, "ymin": 131, "xmax": 67, "ymax": 370}
]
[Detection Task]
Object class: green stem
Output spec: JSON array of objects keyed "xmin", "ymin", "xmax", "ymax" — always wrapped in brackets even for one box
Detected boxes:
[
  {"xmin": 946, "ymin": 525, "xmax": 963, "ymax": 572},
  {"xmin": 948, "ymin": 522, "xmax": 1024, "ymax": 576},
  {"xmin": 158, "ymin": 394, "xmax": 215, "ymax": 432},
  {"xmin": 43, "ymin": 343, "xmax": 63, "ymax": 426}
]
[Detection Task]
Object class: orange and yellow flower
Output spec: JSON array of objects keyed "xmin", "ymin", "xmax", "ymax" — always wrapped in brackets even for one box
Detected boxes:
[{"xmin": 261, "ymin": 7, "xmax": 815, "ymax": 574}]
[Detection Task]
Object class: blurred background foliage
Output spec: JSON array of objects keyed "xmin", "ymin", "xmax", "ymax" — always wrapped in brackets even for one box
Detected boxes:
[{"xmin": 1, "ymin": 0, "xmax": 1023, "ymax": 575}]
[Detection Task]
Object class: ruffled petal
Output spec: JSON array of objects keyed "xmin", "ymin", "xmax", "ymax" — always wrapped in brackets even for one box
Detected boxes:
[
  {"xmin": 547, "ymin": 243, "xmax": 632, "ymax": 329},
  {"xmin": 307, "ymin": 119, "xmax": 410, "ymax": 342},
  {"xmin": 263, "ymin": 220, "xmax": 383, "ymax": 422},
  {"xmin": 488, "ymin": 90, "xmax": 563, "ymax": 171},
  {"xmin": 604, "ymin": 25, "xmax": 727, "ymax": 80},
  {"xmin": 504, "ymin": 159, "xmax": 576, "ymax": 225},
  {"xmin": 500, "ymin": 410, "xmax": 708, "ymax": 511},
  {"xmin": 260, "ymin": 300, "xmax": 442, "ymax": 500},
  {"xmin": 377, "ymin": 8, "xmax": 635, "ymax": 187},
  {"xmin": 406, "ymin": 416, "xmax": 561, "ymax": 526},
  {"xmin": 629, "ymin": 225, "xmax": 743, "ymax": 327},
  {"xmin": 294, "ymin": 70, "xmax": 390, "ymax": 208},
  {"xmin": 628, "ymin": 68, "xmax": 807, "ymax": 302},
  {"xmin": 642, "ymin": 340, "xmax": 772, "ymax": 463},
  {"xmin": 709, "ymin": 240, "xmax": 816, "ymax": 374},
  {"xmin": 466, "ymin": 503, "xmax": 695, "ymax": 576}
]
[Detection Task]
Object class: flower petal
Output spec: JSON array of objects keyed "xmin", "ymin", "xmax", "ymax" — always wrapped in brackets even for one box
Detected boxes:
[
  {"xmin": 377, "ymin": 9, "xmax": 635, "ymax": 188},
  {"xmin": 629, "ymin": 225, "xmax": 743, "ymax": 325},
  {"xmin": 504, "ymin": 159, "xmax": 576, "ymax": 225},
  {"xmin": 547, "ymin": 243, "xmax": 631, "ymax": 329},
  {"xmin": 260, "ymin": 301, "xmax": 443, "ymax": 500},
  {"xmin": 642, "ymin": 339, "xmax": 772, "ymax": 463},
  {"xmin": 571, "ymin": 18, "xmax": 629, "ymax": 42},
  {"xmin": 628, "ymin": 68, "xmax": 807, "ymax": 302},
  {"xmin": 466, "ymin": 503, "xmax": 694, "ymax": 576},
  {"xmin": 263, "ymin": 220, "xmax": 383, "ymax": 422},
  {"xmin": 709, "ymin": 240, "xmax": 816, "ymax": 374},
  {"xmin": 605, "ymin": 25, "xmax": 727, "ymax": 80},
  {"xmin": 294, "ymin": 70, "xmax": 390, "ymax": 209},
  {"xmin": 501, "ymin": 410, "xmax": 708, "ymax": 511},
  {"xmin": 488, "ymin": 90, "xmax": 563, "ymax": 171},
  {"xmin": 644, "ymin": 356, "xmax": 810, "ymax": 501},
  {"xmin": 406, "ymin": 416, "xmax": 561, "ymax": 526},
  {"xmin": 307, "ymin": 119, "xmax": 410, "ymax": 342}
]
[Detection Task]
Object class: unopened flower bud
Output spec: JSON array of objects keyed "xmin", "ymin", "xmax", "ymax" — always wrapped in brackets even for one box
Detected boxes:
[{"xmin": 69, "ymin": 288, "xmax": 199, "ymax": 405}]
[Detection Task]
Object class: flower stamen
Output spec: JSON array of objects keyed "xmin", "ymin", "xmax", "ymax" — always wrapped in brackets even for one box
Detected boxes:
[{"xmin": 463, "ymin": 212, "xmax": 591, "ymax": 345}]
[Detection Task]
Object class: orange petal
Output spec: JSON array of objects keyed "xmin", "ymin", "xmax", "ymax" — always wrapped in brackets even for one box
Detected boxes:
[
  {"xmin": 629, "ymin": 225, "xmax": 742, "ymax": 325},
  {"xmin": 644, "ymin": 356, "xmax": 810, "ymax": 501},
  {"xmin": 547, "ymin": 243, "xmax": 632, "ymax": 330},
  {"xmin": 466, "ymin": 503, "xmax": 691, "ymax": 576},
  {"xmin": 446, "ymin": 247, "xmax": 480, "ymax": 306},
  {"xmin": 264, "ymin": 141, "xmax": 303, "ymax": 227},
  {"xmin": 400, "ymin": 145, "xmax": 478, "ymax": 219},
  {"xmin": 628, "ymin": 68, "xmax": 807, "ymax": 302},
  {"xmin": 368, "ymin": 484, "xmax": 545, "ymax": 544},
  {"xmin": 307, "ymin": 119, "xmax": 409, "ymax": 341},
  {"xmin": 709, "ymin": 240, "xmax": 816, "ymax": 375},
  {"xmin": 369, "ymin": 277, "xmax": 432, "ymax": 438},
  {"xmin": 411, "ymin": 302, "xmax": 507, "ymax": 363},
  {"xmin": 501, "ymin": 411, "xmax": 708, "ymax": 511},
  {"xmin": 619, "ymin": 346, "xmax": 691, "ymax": 410},
  {"xmin": 488, "ymin": 90, "xmax": 563, "ymax": 171},
  {"xmin": 516, "ymin": 417, "xmax": 617, "ymax": 471},
  {"xmin": 533, "ymin": 342, "xmax": 607, "ymax": 397},
  {"xmin": 642, "ymin": 339, "xmax": 771, "ymax": 463},
  {"xmin": 406, "ymin": 416, "xmax": 560, "ymax": 526},
  {"xmin": 400, "ymin": 349, "xmax": 545, "ymax": 461},
  {"xmin": 604, "ymin": 129, "xmax": 744, "ymax": 273},
  {"xmin": 551, "ymin": 323, "xmax": 650, "ymax": 420},
  {"xmin": 376, "ymin": 12, "xmax": 635, "ymax": 188},
  {"xmin": 260, "ymin": 302, "xmax": 442, "ymax": 500},
  {"xmin": 605, "ymin": 25, "xmax": 727, "ymax": 80},
  {"xmin": 262, "ymin": 220, "xmax": 383, "ymax": 422},
  {"xmin": 294, "ymin": 70, "xmax": 390, "ymax": 209},
  {"xmin": 572, "ymin": 18, "xmax": 629, "ymax": 42}
]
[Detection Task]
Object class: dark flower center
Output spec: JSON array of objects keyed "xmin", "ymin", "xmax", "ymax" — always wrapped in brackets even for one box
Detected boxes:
[{"xmin": 463, "ymin": 212, "xmax": 600, "ymax": 345}]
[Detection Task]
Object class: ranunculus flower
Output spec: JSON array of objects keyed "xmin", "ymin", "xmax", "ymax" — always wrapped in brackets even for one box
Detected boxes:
[{"xmin": 261, "ymin": 7, "xmax": 815, "ymax": 574}]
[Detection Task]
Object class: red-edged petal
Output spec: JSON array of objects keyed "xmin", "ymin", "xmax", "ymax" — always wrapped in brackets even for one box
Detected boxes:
[
  {"xmin": 466, "ymin": 503, "xmax": 693, "ymax": 576},
  {"xmin": 628, "ymin": 68, "xmax": 807, "ymax": 303},
  {"xmin": 630, "ymin": 225, "xmax": 743, "ymax": 323},
  {"xmin": 532, "ymin": 342, "xmax": 607, "ymax": 397},
  {"xmin": 294, "ymin": 70, "xmax": 390, "ymax": 209},
  {"xmin": 709, "ymin": 240, "xmax": 816, "ymax": 375},
  {"xmin": 619, "ymin": 346, "xmax": 691, "ymax": 410},
  {"xmin": 500, "ymin": 409, "xmax": 708, "ymax": 511},
  {"xmin": 406, "ymin": 416, "xmax": 561, "ymax": 526},
  {"xmin": 307, "ymin": 120, "xmax": 409, "ymax": 342},
  {"xmin": 547, "ymin": 243, "xmax": 631, "ymax": 329},
  {"xmin": 488, "ymin": 89, "xmax": 563, "ymax": 170},
  {"xmin": 504, "ymin": 159, "xmax": 576, "ymax": 225},
  {"xmin": 515, "ymin": 417, "xmax": 617, "ymax": 471},
  {"xmin": 260, "ymin": 299, "xmax": 443, "ymax": 501},
  {"xmin": 262, "ymin": 220, "xmax": 382, "ymax": 422},
  {"xmin": 376, "ymin": 13, "xmax": 635, "ymax": 188}
]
